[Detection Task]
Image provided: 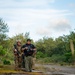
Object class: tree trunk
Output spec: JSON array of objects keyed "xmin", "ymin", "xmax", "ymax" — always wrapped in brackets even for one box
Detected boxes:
[{"xmin": 70, "ymin": 40, "xmax": 75, "ymax": 65}]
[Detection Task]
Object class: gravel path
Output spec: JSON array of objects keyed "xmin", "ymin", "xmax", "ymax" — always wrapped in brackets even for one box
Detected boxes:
[{"xmin": 36, "ymin": 64, "xmax": 75, "ymax": 75}]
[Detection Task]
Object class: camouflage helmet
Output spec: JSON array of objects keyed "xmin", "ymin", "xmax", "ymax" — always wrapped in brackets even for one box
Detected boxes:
[{"xmin": 16, "ymin": 40, "xmax": 21, "ymax": 43}]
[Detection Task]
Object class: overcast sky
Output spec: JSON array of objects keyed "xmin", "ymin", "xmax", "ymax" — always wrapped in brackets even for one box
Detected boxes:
[{"xmin": 0, "ymin": 0, "xmax": 75, "ymax": 41}]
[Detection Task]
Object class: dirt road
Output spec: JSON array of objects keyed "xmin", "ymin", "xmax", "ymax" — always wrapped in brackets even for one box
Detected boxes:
[
  {"xmin": 36, "ymin": 64, "xmax": 75, "ymax": 75},
  {"xmin": 0, "ymin": 64, "xmax": 75, "ymax": 75}
]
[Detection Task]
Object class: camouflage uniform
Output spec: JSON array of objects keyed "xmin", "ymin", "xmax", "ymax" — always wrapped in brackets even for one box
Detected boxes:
[{"xmin": 14, "ymin": 43, "xmax": 22, "ymax": 70}]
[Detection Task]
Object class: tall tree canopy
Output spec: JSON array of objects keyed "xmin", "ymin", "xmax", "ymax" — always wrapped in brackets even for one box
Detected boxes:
[{"xmin": 0, "ymin": 18, "xmax": 9, "ymax": 42}]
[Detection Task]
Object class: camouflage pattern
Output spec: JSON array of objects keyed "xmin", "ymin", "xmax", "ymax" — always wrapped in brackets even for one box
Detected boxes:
[
  {"xmin": 14, "ymin": 45, "xmax": 22, "ymax": 70},
  {"xmin": 14, "ymin": 55, "xmax": 22, "ymax": 70}
]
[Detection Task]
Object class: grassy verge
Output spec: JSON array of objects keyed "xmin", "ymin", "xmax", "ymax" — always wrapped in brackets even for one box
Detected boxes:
[{"xmin": 36, "ymin": 57, "xmax": 75, "ymax": 66}]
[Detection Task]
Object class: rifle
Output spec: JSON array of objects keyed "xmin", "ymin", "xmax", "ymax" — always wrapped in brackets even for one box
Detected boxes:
[{"xmin": 14, "ymin": 44, "xmax": 20, "ymax": 56}]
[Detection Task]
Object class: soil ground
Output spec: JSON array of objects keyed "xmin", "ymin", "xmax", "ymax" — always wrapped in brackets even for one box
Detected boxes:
[{"xmin": 0, "ymin": 64, "xmax": 75, "ymax": 75}]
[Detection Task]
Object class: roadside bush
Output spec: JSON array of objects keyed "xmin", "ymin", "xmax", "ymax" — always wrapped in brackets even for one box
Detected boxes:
[
  {"xmin": 36, "ymin": 51, "xmax": 47, "ymax": 59},
  {"xmin": 65, "ymin": 52, "xmax": 73, "ymax": 63},
  {"xmin": 51, "ymin": 54, "xmax": 66, "ymax": 63},
  {"xmin": 37, "ymin": 54, "xmax": 67, "ymax": 64},
  {"xmin": 3, "ymin": 59, "xmax": 11, "ymax": 65}
]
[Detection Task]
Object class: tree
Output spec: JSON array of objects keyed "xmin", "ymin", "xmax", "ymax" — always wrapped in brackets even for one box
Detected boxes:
[
  {"xmin": 0, "ymin": 18, "xmax": 9, "ymax": 43},
  {"xmin": 0, "ymin": 18, "xmax": 9, "ymax": 63},
  {"xmin": 25, "ymin": 32, "xmax": 30, "ymax": 39}
]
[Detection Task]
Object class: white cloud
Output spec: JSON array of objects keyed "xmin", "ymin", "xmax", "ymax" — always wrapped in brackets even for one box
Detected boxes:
[
  {"xmin": 0, "ymin": 0, "xmax": 55, "ymax": 8},
  {"xmin": 36, "ymin": 18, "xmax": 71, "ymax": 38},
  {"xmin": 0, "ymin": 0, "xmax": 73, "ymax": 41},
  {"xmin": 36, "ymin": 27, "xmax": 51, "ymax": 35},
  {"xmin": 51, "ymin": 18, "xmax": 71, "ymax": 31},
  {"xmin": 0, "ymin": 8, "xmax": 72, "ymax": 39},
  {"xmin": 69, "ymin": 3, "xmax": 75, "ymax": 7}
]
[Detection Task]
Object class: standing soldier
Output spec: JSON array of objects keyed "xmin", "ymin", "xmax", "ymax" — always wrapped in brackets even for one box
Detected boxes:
[
  {"xmin": 13, "ymin": 40, "xmax": 22, "ymax": 70},
  {"xmin": 22, "ymin": 39, "xmax": 36, "ymax": 72}
]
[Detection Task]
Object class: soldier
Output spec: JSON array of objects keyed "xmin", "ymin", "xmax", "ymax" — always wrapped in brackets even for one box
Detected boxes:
[
  {"xmin": 22, "ymin": 39, "xmax": 36, "ymax": 72},
  {"xmin": 13, "ymin": 40, "xmax": 22, "ymax": 70}
]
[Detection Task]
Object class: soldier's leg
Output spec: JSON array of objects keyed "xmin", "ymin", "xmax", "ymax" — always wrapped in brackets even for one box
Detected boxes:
[
  {"xmin": 14, "ymin": 56, "xmax": 19, "ymax": 70},
  {"xmin": 21, "ymin": 54, "xmax": 25, "ymax": 68},
  {"xmin": 22, "ymin": 59, "xmax": 25, "ymax": 68},
  {"xmin": 29, "ymin": 56, "xmax": 33, "ymax": 72},
  {"xmin": 25, "ymin": 56, "xmax": 30, "ymax": 72},
  {"xmin": 18, "ymin": 56, "xmax": 22, "ymax": 68}
]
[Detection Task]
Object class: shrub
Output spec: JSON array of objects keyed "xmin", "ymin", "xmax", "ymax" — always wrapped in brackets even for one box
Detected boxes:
[
  {"xmin": 51, "ymin": 54, "xmax": 66, "ymax": 63},
  {"xmin": 65, "ymin": 52, "xmax": 73, "ymax": 63},
  {"xmin": 3, "ymin": 59, "xmax": 11, "ymax": 65},
  {"xmin": 0, "ymin": 46, "xmax": 6, "ymax": 55},
  {"xmin": 37, "ymin": 54, "xmax": 67, "ymax": 63},
  {"xmin": 36, "ymin": 51, "xmax": 47, "ymax": 59}
]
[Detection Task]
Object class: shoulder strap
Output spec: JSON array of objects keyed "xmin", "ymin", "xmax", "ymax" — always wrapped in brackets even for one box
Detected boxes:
[{"xmin": 14, "ymin": 44, "xmax": 18, "ymax": 50}]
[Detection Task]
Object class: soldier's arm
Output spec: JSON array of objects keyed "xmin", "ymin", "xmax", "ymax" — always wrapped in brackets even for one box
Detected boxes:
[
  {"xmin": 32, "ymin": 44, "xmax": 36, "ymax": 51},
  {"xmin": 21, "ymin": 45, "xmax": 28, "ymax": 51},
  {"xmin": 13, "ymin": 47, "xmax": 17, "ymax": 55},
  {"xmin": 13, "ymin": 45, "xmax": 18, "ymax": 52},
  {"xmin": 32, "ymin": 44, "xmax": 37, "ymax": 56}
]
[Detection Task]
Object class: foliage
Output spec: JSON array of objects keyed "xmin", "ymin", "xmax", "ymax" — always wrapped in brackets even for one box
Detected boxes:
[
  {"xmin": 36, "ymin": 30, "xmax": 75, "ymax": 64},
  {"xmin": 0, "ymin": 18, "xmax": 9, "ymax": 43},
  {"xmin": 64, "ymin": 52, "xmax": 73, "ymax": 63},
  {"xmin": 37, "ymin": 55, "xmax": 66, "ymax": 64},
  {"xmin": 3, "ymin": 59, "xmax": 11, "ymax": 65},
  {"xmin": 36, "ymin": 51, "xmax": 47, "ymax": 59},
  {"xmin": 0, "ymin": 45, "xmax": 6, "ymax": 55}
]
